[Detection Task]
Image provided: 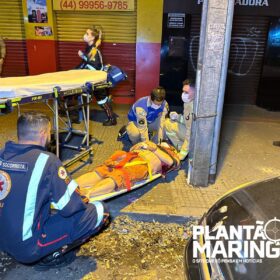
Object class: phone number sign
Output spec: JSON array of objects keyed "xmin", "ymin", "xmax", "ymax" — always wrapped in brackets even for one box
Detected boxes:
[{"xmin": 53, "ymin": 0, "xmax": 134, "ymax": 11}]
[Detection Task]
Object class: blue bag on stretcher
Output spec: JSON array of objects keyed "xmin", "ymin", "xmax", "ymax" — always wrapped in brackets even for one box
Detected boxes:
[{"xmin": 105, "ymin": 65, "xmax": 127, "ymax": 86}]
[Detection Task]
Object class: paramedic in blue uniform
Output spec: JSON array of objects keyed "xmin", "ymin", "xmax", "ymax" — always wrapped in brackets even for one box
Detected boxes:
[
  {"xmin": 76, "ymin": 27, "xmax": 117, "ymax": 126},
  {"xmin": 0, "ymin": 112, "xmax": 109, "ymax": 269},
  {"xmin": 126, "ymin": 87, "xmax": 169, "ymax": 144}
]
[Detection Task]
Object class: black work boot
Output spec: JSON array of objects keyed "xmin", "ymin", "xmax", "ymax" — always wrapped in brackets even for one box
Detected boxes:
[
  {"xmin": 117, "ymin": 125, "xmax": 128, "ymax": 140},
  {"xmin": 101, "ymin": 101, "xmax": 117, "ymax": 126},
  {"xmin": 34, "ymin": 250, "xmax": 76, "ymax": 271},
  {"xmin": 103, "ymin": 117, "xmax": 117, "ymax": 126}
]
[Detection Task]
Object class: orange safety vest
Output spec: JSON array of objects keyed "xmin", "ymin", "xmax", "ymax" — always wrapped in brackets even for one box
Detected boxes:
[{"xmin": 105, "ymin": 151, "xmax": 153, "ymax": 191}]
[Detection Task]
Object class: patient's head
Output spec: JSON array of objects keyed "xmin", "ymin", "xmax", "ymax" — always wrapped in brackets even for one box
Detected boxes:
[{"xmin": 17, "ymin": 112, "xmax": 51, "ymax": 148}]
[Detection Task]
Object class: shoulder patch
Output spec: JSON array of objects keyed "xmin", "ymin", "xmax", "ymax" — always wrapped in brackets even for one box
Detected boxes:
[
  {"xmin": 58, "ymin": 166, "xmax": 67, "ymax": 180},
  {"xmin": 135, "ymin": 107, "xmax": 147, "ymax": 117},
  {"xmin": 0, "ymin": 170, "xmax": 12, "ymax": 201}
]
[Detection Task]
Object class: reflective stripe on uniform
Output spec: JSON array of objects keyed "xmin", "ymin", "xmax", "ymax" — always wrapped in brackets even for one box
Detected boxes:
[
  {"xmin": 97, "ymin": 96, "xmax": 108, "ymax": 105},
  {"xmin": 90, "ymin": 201, "xmax": 104, "ymax": 228},
  {"xmin": 166, "ymin": 130, "xmax": 177, "ymax": 137},
  {"xmin": 178, "ymin": 115, "xmax": 185, "ymax": 124},
  {"xmin": 51, "ymin": 180, "xmax": 78, "ymax": 210},
  {"xmin": 85, "ymin": 64, "xmax": 96, "ymax": 70},
  {"xmin": 179, "ymin": 149, "xmax": 188, "ymax": 156},
  {"xmin": 22, "ymin": 153, "xmax": 49, "ymax": 241}
]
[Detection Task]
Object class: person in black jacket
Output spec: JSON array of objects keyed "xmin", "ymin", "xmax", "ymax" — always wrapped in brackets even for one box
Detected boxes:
[
  {"xmin": 76, "ymin": 27, "xmax": 117, "ymax": 126},
  {"xmin": 76, "ymin": 27, "xmax": 103, "ymax": 71},
  {"xmin": 0, "ymin": 112, "xmax": 110, "ymax": 270}
]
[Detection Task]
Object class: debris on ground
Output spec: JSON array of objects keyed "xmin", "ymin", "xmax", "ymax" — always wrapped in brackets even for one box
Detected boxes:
[
  {"xmin": 79, "ymin": 215, "xmax": 198, "ymax": 280},
  {"xmin": 0, "ymin": 215, "xmax": 198, "ymax": 279},
  {"xmin": 0, "ymin": 251, "xmax": 17, "ymax": 278}
]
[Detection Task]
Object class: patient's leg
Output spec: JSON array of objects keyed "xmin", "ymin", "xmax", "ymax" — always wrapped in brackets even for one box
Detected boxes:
[
  {"xmin": 76, "ymin": 171, "xmax": 102, "ymax": 190},
  {"xmin": 82, "ymin": 178, "xmax": 116, "ymax": 198}
]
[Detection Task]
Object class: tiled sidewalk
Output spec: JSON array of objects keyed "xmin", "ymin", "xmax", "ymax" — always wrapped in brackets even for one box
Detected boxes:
[{"xmin": 1, "ymin": 103, "xmax": 279, "ymax": 218}]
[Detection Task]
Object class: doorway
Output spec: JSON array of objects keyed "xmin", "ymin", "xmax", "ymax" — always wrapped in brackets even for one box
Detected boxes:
[
  {"xmin": 160, "ymin": 13, "xmax": 191, "ymax": 106},
  {"xmin": 257, "ymin": 17, "xmax": 280, "ymax": 111}
]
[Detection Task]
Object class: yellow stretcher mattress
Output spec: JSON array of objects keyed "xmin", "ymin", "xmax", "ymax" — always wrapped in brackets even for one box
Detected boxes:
[{"xmin": 0, "ymin": 70, "xmax": 107, "ymax": 98}]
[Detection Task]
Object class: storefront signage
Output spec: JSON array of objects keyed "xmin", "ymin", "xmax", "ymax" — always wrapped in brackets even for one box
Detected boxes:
[
  {"xmin": 27, "ymin": 0, "xmax": 48, "ymax": 23},
  {"xmin": 197, "ymin": 0, "xmax": 269, "ymax": 6},
  {"xmin": 53, "ymin": 0, "xmax": 134, "ymax": 11},
  {"xmin": 167, "ymin": 13, "xmax": 185, "ymax": 29},
  {"xmin": 24, "ymin": 0, "xmax": 55, "ymax": 40}
]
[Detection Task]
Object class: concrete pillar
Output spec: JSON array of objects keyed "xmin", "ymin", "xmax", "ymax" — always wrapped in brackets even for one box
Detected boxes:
[{"xmin": 187, "ymin": 0, "xmax": 235, "ymax": 187}]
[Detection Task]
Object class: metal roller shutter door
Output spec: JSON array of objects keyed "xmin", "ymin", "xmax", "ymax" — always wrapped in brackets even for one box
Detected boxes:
[
  {"xmin": 226, "ymin": 16, "xmax": 269, "ymax": 104},
  {"xmin": 0, "ymin": 0, "xmax": 28, "ymax": 77},
  {"xmin": 55, "ymin": 8, "xmax": 137, "ymax": 98},
  {"xmin": 188, "ymin": 14, "xmax": 269, "ymax": 105},
  {"xmin": 188, "ymin": 14, "xmax": 200, "ymax": 81}
]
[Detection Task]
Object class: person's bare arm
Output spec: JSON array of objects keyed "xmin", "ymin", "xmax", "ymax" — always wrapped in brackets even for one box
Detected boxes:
[
  {"xmin": 0, "ymin": 37, "xmax": 5, "ymax": 68},
  {"xmin": 131, "ymin": 141, "xmax": 173, "ymax": 166},
  {"xmin": 156, "ymin": 102, "xmax": 169, "ymax": 143},
  {"xmin": 0, "ymin": 37, "xmax": 6, "ymax": 59},
  {"xmin": 153, "ymin": 146, "xmax": 173, "ymax": 166}
]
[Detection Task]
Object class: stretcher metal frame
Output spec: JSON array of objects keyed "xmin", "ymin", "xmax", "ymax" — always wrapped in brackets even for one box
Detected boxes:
[{"xmin": 0, "ymin": 80, "xmax": 113, "ymax": 169}]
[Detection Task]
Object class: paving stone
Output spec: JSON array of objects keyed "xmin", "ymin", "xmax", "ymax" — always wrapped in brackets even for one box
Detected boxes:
[{"xmin": 1, "ymin": 103, "xmax": 279, "ymax": 219}]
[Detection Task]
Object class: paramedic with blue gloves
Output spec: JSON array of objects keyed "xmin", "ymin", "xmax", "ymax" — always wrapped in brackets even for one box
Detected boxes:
[
  {"xmin": 76, "ymin": 27, "xmax": 116, "ymax": 126},
  {"xmin": 0, "ymin": 112, "xmax": 109, "ymax": 269},
  {"xmin": 126, "ymin": 87, "xmax": 169, "ymax": 144}
]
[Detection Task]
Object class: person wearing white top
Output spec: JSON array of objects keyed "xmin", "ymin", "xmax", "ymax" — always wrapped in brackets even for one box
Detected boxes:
[{"xmin": 163, "ymin": 79, "xmax": 195, "ymax": 160}]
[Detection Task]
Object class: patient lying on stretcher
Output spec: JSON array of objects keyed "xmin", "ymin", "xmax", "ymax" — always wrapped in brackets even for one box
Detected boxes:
[{"xmin": 76, "ymin": 141, "xmax": 180, "ymax": 199}]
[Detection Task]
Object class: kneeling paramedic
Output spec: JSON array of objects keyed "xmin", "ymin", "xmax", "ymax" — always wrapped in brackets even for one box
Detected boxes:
[
  {"xmin": 125, "ymin": 87, "xmax": 169, "ymax": 144},
  {"xmin": 0, "ymin": 112, "xmax": 109, "ymax": 268}
]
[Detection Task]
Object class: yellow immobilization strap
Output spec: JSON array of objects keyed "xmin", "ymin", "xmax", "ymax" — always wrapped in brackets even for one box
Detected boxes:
[{"xmin": 124, "ymin": 160, "xmax": 153, "ymax": 181}]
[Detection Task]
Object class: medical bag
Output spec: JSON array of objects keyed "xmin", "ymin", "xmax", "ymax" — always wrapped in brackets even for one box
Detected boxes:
[{"xmin": 105, "ymin": 65, "xmax": 127, "ymax": 86}]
